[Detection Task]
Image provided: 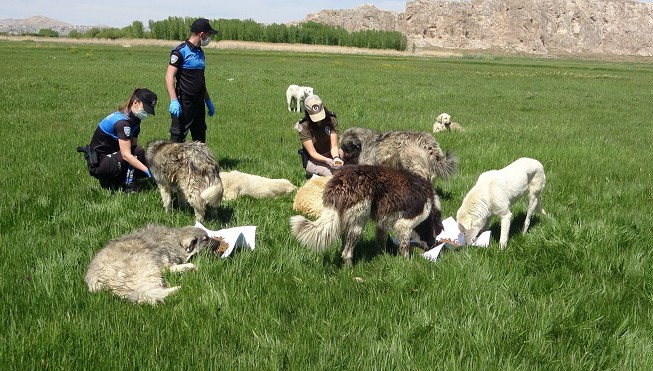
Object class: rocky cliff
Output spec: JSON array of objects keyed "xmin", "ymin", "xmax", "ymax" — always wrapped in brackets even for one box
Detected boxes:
[{"xmin": 303, "ymin": 0, "xmax": 653, "ymax": 56}]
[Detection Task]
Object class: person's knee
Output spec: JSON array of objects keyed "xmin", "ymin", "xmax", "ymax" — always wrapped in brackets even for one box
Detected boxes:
[{"xmin": 170, "ymin": 133, "xmax": 185, "ymax": 143}]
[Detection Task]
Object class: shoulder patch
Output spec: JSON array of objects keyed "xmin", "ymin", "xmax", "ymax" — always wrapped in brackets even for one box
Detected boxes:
[
  {"xmin": 170, "ymin": 54, "xmax": 179, "ymax": 64},
  {"xmin": 124, "ymin": 127, "xmax": 131, "ymax": 137},
  {"xmin": 325, "ymin": 126, "xmax": 331, "ymax": 135}
]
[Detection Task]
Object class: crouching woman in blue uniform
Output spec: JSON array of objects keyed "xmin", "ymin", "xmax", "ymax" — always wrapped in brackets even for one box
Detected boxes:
[{"xmin": 86, "ymin": 88, "xmax": 157, "ymax": 190}]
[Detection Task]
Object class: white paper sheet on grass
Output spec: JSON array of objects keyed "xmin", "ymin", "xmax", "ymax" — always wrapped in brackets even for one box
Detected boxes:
[
  {"xmin": 423, "ymin": 217, "xmax": 491, "ymax": 262},
  {"xmin": 194, "ymin": 221, "xmax": 256, "ymax": 258}
]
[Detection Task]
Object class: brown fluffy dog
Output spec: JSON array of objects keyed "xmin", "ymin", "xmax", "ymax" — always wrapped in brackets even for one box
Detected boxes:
[
  {"xmin": 84, "ymin": 225, "xmax": 212, "ymax": 305},
  {"xmin": 339, "ymin": 127, "xmax": 458, "ymax": 182},
  {"xmin": 290, "ymin": 165, "xmax": 443, "ymax": 266},
  {"xmin": 146, "ymin": 140, "xmax": 223, "ymax": 222}
]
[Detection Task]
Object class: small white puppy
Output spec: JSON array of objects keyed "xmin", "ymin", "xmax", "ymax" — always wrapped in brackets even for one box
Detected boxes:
[
  {"xmin": 456, "ymin": 158, "xmax": 546, "ymax": 249},
  {"xmin": 433, "ymin": 113, "xmax": 464, "ymax": 133},
  {"xmin": 286, "ymin": 84, "xmax": 314, "ymax": 112}
]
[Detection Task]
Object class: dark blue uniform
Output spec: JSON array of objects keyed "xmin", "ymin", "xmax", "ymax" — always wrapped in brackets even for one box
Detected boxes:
[
  {"xmin": 88, "ymin": 111, "xmax": 147, "ymax": 188},
  {"xmin": 169, "ymin": 40, "xmax": 208, "ymax": 142}
]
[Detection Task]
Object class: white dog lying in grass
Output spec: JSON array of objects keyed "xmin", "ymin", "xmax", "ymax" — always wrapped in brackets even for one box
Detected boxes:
[
  {"xmin": 286, "ymin": 84, "xmax": 314, "ymax": 112},
  {"xmin": 221, "ymin": 170, "xmax": 297, "ymax": 200},
  {"xmin": 456, "ymin": 157, "xmax": 546, "ymax": 249},
  {"xmin": 433, "ymin": 113, "xmax": 464, "ymax": 133}
]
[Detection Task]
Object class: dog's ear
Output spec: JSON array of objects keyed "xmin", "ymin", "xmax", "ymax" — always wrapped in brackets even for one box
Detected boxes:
[
  {"xmin": 458, "ymin": 217, "xmax": 471, "ymax": 231},
  {"xmin": 180, "ymin": 236, "xmax": 197, "ymax": 252}
]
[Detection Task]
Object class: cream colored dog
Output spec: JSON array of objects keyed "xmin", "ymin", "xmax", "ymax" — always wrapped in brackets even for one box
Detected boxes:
[
  {"xmin": 433, "ymin": 113, "xmax": 464, "ymax": 133},
  {"xmin": 456, "ymin": 157, "xmax": 546, "ymax": 249},
  {"xmin": 286, "ymin": 84, "xmax": 314, "ymax": 112},
  {"xmin": 220, "ymin": 170, "xmax": 297, "ymax": 200},
  {"xmin": 292, "ymin": 175, "xmax": 331, "ymax": 218}
]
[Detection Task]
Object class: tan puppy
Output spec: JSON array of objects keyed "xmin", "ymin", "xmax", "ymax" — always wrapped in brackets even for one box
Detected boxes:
[{"xmin": 433, "ymin": 113, "xmax": 464, "ymax": 133}]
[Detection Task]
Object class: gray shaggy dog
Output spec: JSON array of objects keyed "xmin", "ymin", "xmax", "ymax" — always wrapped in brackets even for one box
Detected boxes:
[
  {"xmin": 290, "ymin": 165, "xmax": 443, "ymax": 266},
  {"xmin": 146, "ymin": 140, "xmax": 223, "ymax": 222},
  {"xmin": 339, "ymin": 127, "xmax": 458, "ymax": 181},
  {"xmin": 84, "ymin": 225, "xmax": 212, "ymax": 305}
]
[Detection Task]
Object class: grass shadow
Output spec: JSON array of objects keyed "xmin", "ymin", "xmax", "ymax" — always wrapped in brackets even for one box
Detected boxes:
[
  {"xmin": 218, "ymin": 157, "xmax": 242, "ymax": 170},
  {"xmin": 487, "ymin": 211, "xmax": 544, "ymax": 243},
  {"xmin": 169, "ymin": 198, "xmax": 235, "ymax": 224},
  {"xmin": 435, "ymin": 185, "xmax": 454, "ymax": 202}
]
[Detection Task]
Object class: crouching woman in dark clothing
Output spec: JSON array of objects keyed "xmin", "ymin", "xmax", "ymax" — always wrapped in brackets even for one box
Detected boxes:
[{"xmin": 86, "ymin": 88, "xmax": 158, "ymax": 190}]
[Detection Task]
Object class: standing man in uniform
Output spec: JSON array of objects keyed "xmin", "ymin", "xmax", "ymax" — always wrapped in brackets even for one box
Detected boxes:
[{"xmin": 166, "ymin": 18, "xmax": 219, "ymax": 143}]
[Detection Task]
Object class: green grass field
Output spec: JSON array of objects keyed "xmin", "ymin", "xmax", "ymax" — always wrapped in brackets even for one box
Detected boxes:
[{"xmin": 1, "ymin": 40, "xmax": 652, "ymax": 369}]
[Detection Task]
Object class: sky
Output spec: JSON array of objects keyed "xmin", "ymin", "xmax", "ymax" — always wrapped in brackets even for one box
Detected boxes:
[
  {"xmin": 3, "ymin": 0, "xmax": 653, "ymax": 28},
  {"xmin": 1, "ymin": 1, "xmax": 408, "ymax": 28}
]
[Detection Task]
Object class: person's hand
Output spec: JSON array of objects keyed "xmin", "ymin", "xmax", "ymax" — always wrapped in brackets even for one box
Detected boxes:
[
  {"xmin": 205, "ymin": 98, "xmax": 215, "ymax": 117},
  {"xmin": 145, "ymin": 169, "xmax": 152, "ymax": 178},
  {"xmin": 325, "ymin": 158, "xmax": 336, "ymax": 167},
  {"xmin": 169, "ymin": 99, "xmax": 181, "ymax": 117}
]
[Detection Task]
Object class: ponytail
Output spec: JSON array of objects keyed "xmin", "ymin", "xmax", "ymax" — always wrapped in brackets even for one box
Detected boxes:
[{"xmin": 118, "ymin": 88, "xmax": 141, "ymax": 113}]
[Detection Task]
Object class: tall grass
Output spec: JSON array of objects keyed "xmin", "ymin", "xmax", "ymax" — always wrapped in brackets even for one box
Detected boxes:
[{"xmin": 0, "ymin": 40, "xmax": 652, "ymax": 369}]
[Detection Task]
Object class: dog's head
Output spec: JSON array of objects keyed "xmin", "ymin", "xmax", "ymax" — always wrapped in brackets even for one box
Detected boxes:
[
  {"xmin": 339, "ymin": 129, "xmax": 364, "ymax": 164},
  {"xmin": 145, "ymin": 140, "xmax": 171, "ymax": 161},
  {"xmin": 178, "ymin": 227, "xmax": 212, "ymax": 259},
  {"xmin": 339, "ymin": 127, "xmax": 380, "ymax": 164},
  {"xmin": 437, "ymin": 113, "xmax": 452, "ymax": 126},
  {"xmin": 456, "ymin": 210, "xmax": 485, "ymax": 246}
]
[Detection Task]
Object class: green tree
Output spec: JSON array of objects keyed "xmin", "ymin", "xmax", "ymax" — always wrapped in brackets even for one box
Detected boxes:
[
  {"xmin": 130, "ymin": 21, "xmax": 144, "ymax": 38},
  {"xmin": 37, "ymin": 28, "xmax": 59, "ymax": 37}
]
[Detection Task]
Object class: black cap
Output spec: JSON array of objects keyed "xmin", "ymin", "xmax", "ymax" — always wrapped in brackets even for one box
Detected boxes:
[
  {"xmin": 134, "ymin": 88, "xmax": 158, "ymax": 115},
  {"xmin": 191, "ymin": 18, "xmax": 219, "ymax": 35}
]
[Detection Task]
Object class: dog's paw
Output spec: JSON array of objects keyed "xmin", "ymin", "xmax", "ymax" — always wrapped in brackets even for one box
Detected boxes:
[{"xmin": 169, "ymin": 263, "xmax": 196, "ymax": 272}]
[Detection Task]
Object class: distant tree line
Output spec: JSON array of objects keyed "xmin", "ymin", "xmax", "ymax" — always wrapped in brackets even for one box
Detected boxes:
[{"xmin": 23, "ymin": 17, "xmax": 407, "ymax": 51}]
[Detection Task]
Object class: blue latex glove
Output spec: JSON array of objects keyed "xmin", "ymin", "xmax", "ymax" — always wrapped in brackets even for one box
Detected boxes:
[
  {"xmin": 169, "ymin": 99, "xmax": 181, "ymax": 117},
  {"xmin": 205, "ymin": 98, "xmax": 215, "ymax": 117},
  {"xmin": 145, "ymin": 169, "xmax": 152, "ymax": 178}
]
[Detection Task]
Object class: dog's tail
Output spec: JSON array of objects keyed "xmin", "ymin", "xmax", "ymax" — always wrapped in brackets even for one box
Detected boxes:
[
  {"xmin": 126, "ymin": 285, "xmax": 181, "ymax": 305},
  {"xmin": 431, "ymin": 149, "xmax": 459, "ymax": 180},
  {"xmin": 201, "ymin": 183, "xmax": 224, "ymax": 207},
  {"xmin": 289, "ymin": 207, "xmax": 340, "ymax": 251}
]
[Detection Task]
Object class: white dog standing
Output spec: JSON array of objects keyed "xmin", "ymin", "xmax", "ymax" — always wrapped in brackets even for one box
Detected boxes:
[
  {"xmin": 456, "ymin": 158, "xmax": 546, "ymax": 249},
  {"xmin": 286, "ymin": 84, "xmax": 314, "ymax": 112}
]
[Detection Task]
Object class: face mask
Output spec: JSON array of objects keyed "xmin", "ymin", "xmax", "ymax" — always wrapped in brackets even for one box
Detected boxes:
[
  {"xmin": 201, "ymin": 36, "xmax": 211, "ymax": 47},
  {"xmin": 134, "ymin": 109, "xmax": 148, "ymax": 120}
]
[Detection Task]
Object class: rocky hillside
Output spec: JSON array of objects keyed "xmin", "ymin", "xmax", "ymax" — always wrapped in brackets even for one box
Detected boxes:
[
  {"xmin": 0, "ymin": 16, "xmax": 98, "ymax": 35},
  {"xmin": 303, "ymin": 0, "xmax": 653, "ymax": 56}
]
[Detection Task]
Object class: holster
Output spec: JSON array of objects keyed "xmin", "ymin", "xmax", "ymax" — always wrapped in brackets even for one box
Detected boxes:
[
  {"xmin": 77, "ymin": 146, "xmax": 99, "ymax": 173},
  {"xmin": 298, "ymin": 148, "xmax": 309, "ymax": 168}
]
